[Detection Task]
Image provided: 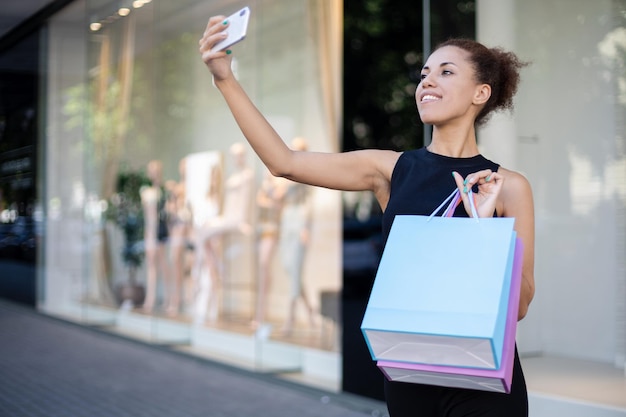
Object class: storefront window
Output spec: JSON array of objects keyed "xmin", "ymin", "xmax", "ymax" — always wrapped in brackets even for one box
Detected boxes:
[
  {"xmin": 43, "ymin": 0, "xmax": 343, "ymax": 388},
  {"xmin": 0, "ymin": 31, "xmax": 40, "ymax": 306},
  {"xmin": 37, "ymin": 0, "xmax": 626, "ymax": 405}
]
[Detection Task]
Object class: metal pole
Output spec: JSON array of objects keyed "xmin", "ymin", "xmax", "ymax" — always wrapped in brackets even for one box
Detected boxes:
[{"xmin": 422, "ymin": 0, "xmax": 432, "ymax": 147}]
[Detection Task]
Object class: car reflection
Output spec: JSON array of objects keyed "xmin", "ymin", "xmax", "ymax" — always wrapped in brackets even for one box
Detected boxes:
[{"xmin": 0, "ymin": 216, "xmax": 37, "ymax": 263}]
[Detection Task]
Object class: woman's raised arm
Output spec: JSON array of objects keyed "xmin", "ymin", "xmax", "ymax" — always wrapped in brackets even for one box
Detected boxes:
[{"xmin": 199, "ymin": 16, "xmax": 399, "ymax": 199}]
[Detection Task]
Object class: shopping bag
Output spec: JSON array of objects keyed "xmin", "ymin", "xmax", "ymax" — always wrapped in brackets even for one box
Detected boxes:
[
  {"xmin": 376, "ymin": 238, "xmax": 524, "ymax": 393},
  {"xmin": 361, "ymin": 189, "xmax": 517, "ymax": 370}
]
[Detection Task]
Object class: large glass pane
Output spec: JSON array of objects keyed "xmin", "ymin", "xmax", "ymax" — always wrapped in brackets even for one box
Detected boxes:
[
  {"xmin": 44, "ymin": 0, "xmax": 344, "ymax": 390},
  {"xmin": 43, "ymin": 0, "xmax": 115, "ymax": 324},
  {"xmin": 341, "ymin": 0, "xmax": 476, "ymax": 400},
  {"xmin": 0, "ymin": 32, "xmax": 40, "ymax": 307}
]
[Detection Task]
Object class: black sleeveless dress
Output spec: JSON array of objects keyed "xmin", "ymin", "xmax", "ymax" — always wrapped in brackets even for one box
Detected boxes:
[{"xmin": 381, "ymin": 147, "xmax": 528, "ymax": 417}]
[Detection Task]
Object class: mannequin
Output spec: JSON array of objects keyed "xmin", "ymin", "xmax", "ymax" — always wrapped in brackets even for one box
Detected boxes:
[
  {"xmin": 192, "ymin": 162, "xmax": 223, "ymax": 324},
  {"xmin": 165, "ymin": 158, "xmax": 192, "ymax": 316},
  {"xmin": 253, "ymin": 170, "xmax": 288, "ymax": 328},
  {"xmin": 193, "ymin": 143, "xmax": 254, "ymax": 324},
  {"xmin": 279, "ymin": 138, "xmax": 316, "ymax": 335},
  {"xmin": 200, "ymin": 143, "xmax": 254, "ymax": 239},
  {"xmin": 140, "ymin": 159, "xmax": 170, "ymax": 313}
]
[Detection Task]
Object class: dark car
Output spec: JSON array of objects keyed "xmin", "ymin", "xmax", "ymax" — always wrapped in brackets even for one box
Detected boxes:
[{"xmin": 0, "ymin": 216, "xmax": 36, "ymax": 262}]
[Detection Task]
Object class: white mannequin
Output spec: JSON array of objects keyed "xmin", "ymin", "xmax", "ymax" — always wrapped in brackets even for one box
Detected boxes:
[
  {"xmin": 193, "ymin": 143, "xmax": 254, "ymax": 324},
  {"xmin": 200, "ymin": 143, "xmax": 254, "ymax": 239}
]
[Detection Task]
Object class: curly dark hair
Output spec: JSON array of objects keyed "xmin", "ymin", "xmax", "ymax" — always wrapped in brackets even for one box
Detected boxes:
[{"xmin": 435, "ymin": 38, "xmax": 529, "ymax": 126}]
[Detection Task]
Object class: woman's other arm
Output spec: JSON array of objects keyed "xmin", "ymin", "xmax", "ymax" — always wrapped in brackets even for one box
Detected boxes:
[{"xmin": 499, "ymin": 169, "xmax": 536, "ymax": 321}]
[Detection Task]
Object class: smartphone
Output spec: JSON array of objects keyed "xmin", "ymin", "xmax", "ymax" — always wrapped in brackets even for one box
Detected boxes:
[{"xmin": 212, "ymin": 7, "xmax": 250, "ymax": 52}]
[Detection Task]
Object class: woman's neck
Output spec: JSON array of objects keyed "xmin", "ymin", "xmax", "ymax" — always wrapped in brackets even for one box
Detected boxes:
[{"xmin": 427, "ymin": 123, "xmax": 479, "ymax": 158}]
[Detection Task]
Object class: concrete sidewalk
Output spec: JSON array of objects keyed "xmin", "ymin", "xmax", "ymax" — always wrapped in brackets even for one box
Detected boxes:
[{"xmin": 0, "ymin": 299, "xmax": 388, "ymax": 417}]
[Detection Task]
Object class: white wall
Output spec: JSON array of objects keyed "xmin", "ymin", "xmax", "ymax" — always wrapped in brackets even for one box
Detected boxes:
[{"xmin": 478, "ymin": 0, "xmax": 626, "ymax": 364}]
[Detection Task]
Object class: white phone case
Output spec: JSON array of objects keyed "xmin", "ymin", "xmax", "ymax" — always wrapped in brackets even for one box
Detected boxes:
[{"xmin": 212, "ymin": 7, "xmax": 250, "ymax": 52}]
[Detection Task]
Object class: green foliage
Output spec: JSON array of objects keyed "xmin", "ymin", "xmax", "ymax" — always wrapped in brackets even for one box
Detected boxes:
[{"xmin": 105, "ymin": 167, "xmax": 150, "ymax": 268}]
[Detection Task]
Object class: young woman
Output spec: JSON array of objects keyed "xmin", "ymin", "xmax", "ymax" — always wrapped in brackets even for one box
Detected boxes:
[{"xmin": 199, "ymin": 15, "xmax": 534, "ymax": 416}]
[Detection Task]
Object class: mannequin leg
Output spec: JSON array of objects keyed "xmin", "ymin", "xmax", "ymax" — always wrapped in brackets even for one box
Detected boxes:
[
  {"xmin": 254, "ymin": 235, "xmax": 278, "ymax": 326},
  {"xmin": 168, "ymin": 240, "xmax": 185, "ymax": 316},
  {"xmin": 153, "ymin": 243, "xmax": 170, "ymax": 315},
  {"xmin": 142, "ymin": 244, "xmax": 157, "ymax": 312},
  {"xmin": 192, "ymin": 234, "xmax": 208, "ymax": 324},
  {"xmin": 204, "ymin": 238, "xmax": 222, "ymax": 323}
]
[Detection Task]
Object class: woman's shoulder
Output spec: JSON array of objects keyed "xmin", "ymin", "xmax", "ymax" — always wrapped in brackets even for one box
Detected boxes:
[
  {"xmin": 498, "ymin": 166, "xmax": 531, "ymax": 189},
  {"xmin": 497, "ymin": 166, "xmax": 534, "ymax": 214},
  {"xmin": 399, "ymin": 147, "xmax": 427, "ymax": 159},
  {"xmin": 387, "ymin": 147, "xmax": 426, "ymax": 170},
  {"xmin": 354, "ymin": 148, "xmax": 403, "ymax": 178}
]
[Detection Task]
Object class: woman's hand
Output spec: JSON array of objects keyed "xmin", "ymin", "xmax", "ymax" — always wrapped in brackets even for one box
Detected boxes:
[
  {"xmin": 199, "ymin": 16, "xmax": 234, "ymax": 82},
  {"xmin": 452, "ymin": 169, "xmax": 504, "ymax": 218}
]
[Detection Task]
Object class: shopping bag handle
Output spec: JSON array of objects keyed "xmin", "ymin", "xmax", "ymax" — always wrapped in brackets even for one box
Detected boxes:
[{"xmin": 428, "ymin": 188, "xmax": 479, "ymax": 221}]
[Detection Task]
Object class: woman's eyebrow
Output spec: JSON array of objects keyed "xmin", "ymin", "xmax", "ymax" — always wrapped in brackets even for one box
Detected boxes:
[{"xmin": 421, "ymin": 62, "xmax": 458, "ymax": 71}]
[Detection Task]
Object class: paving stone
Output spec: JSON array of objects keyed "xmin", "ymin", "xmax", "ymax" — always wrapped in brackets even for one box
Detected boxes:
[{"xmin": 0, "ymin": 300, "xmax": 388, "ymax": 417}]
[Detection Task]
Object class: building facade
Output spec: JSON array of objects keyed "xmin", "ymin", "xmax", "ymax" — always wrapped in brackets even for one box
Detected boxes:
[{"xmin": 0, "ymin": 0, "xmax": 625, "ymax": 414}]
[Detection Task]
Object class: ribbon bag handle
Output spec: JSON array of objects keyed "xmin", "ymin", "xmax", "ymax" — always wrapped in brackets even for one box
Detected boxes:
[{"xmin": 428, "ymin": 188, "xmax": 479, "ymax": 222}]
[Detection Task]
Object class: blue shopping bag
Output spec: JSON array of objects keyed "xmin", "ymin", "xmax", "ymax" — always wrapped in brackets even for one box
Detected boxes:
[
  {"xmin": 377, "ymin": 238, "xmax": 524, "ymax": 393},
  {"xmin": 361, "ymin": 189, "xmax": 518, "ymax": 370}
]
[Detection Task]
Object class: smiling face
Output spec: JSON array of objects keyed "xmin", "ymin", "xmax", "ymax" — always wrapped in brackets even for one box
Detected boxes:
[{"xmin": 415, "ymin": 46, "xmax": 491, "ymax": 127}]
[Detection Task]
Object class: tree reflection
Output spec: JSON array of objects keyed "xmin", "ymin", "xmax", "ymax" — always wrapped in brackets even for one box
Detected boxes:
[{"xmin": 342, "ymin": 0, "xmax": 475, "ymax": 152}]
